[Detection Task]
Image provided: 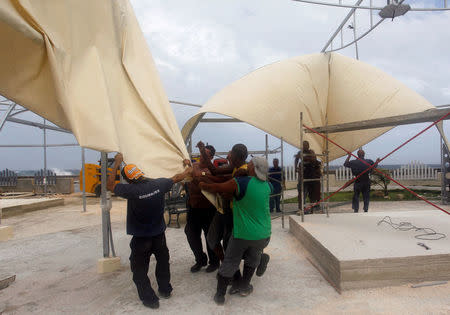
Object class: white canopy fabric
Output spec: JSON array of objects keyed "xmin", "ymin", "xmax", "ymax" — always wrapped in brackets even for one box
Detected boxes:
[
  {"xmin": 182, "ymin": 53, "xmax": 434, "ymax": 161},
  {"xmin": 0, "ymin": 0, "xmax": 188, "ymax": 177}
]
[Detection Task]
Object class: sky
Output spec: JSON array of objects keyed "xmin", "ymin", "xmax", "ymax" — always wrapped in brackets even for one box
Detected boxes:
[{"xmin": 0, "ymin": 0, "xmax": 449, "ymax": 171}]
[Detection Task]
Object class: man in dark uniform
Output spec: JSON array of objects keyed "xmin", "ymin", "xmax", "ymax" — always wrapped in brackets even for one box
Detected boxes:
[
  {"xmin": 295, "ymin": 141, "xmax": 321, "ymax": 213},
  {"xmin": 107, "ymin": 153, "xmax": 191, "ymax": 309},
  {"xmin": 268, "ymin": 158, "xmax": 284, "ymax": 213},
  {"xmin": 344, "ymin": 149, "xmax": 380, "ymax": 212},
  {"xmin": 185, "ymin": 144, "xmax": 220, "ymax": 273}
]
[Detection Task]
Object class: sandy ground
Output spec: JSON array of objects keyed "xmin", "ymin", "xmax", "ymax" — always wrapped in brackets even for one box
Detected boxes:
[{"xmin": 1, "ymin": 197, "xmax": 450, "ymax": 314}]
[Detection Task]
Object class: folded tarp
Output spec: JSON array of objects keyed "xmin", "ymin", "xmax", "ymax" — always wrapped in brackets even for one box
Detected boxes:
[
  {"xmin": 0, "ymin": 0, "xmax": 188, "ymax": 177},
  {"xmin": 182, "ymin": 53, "xmax": 434, "ymax": 161}
]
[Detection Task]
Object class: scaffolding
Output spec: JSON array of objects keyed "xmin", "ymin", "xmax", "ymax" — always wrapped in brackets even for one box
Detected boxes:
[{"xmin": 297, "ymin": 106, "xmax": 450, "ymax": 222}]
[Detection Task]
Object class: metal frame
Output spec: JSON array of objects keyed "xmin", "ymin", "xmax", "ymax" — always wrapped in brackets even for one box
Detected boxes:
[{"xmin": 297, "ymin": 106, "xmax": 450, "ymax": 222}]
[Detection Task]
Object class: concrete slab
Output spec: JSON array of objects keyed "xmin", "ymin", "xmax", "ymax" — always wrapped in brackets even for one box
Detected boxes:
[
  {"xmin": 290, "ymin": 210, "xmax": 450, "ymax": 292},
  {"xmin": 97, "ymin": 257, "xmax": 121, "ymax": 273},
  {"xmin": 1, "ymin": 198, "xmax": 64, "ymax": 218},
  {"xmin": 0, "ymin": 198, "xmax": 449, "ymax": 313},
  {"xmin": 0, "ymin": 226, "xmax": 13, "ymax": 241}
]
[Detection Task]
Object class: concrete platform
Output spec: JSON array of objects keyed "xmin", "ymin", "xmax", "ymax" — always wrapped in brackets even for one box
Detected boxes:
[
  {"xmin": 0, "ymin": 198, "xmax": 64, "ymax": 218},
  {"xmin": 289, "ymin": 210, "xmax": 450, "ymax": 292}
]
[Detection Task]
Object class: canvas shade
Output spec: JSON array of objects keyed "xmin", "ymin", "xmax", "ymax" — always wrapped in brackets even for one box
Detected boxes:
[
  {"xmin": 0, "ymin": 0, "xmax": 189, "ymax": 177},
  {"xmin": 182, "ymin": 53, "xmax": 434, "ymax": 161}
]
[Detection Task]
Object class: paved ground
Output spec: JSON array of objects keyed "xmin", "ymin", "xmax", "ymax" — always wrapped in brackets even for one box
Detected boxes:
[{"xmin": 1, "ymin": 196, "xmax": 450, "ymax": 314}]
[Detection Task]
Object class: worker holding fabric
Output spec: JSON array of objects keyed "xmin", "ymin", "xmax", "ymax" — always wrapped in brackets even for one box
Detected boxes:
[
  {"xmin": 185, "ymin": 144, "xmax": 220, "ymax": 273},
  {"xmin": 199, "ymin": 156, "xmax": 272, "ymax": 305},
  {"xmin": 107, "ymin": 153, "xmax": 192, "ymax": 309}
]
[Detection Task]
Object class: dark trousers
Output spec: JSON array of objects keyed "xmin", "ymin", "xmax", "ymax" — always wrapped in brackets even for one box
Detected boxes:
[
  {"xmin": 297, "ymin": 180, "xmax": 321, "ymax": 208},
  {"xmin": 218, "ymin": 235, "xmax": 270, "ymax": 278},
  {"xmin": 353, "ymin": 181, "xmax": 370, "ymax": 212},
  {"xmin": 185, "ymin": 206, "xmax": 219, "ymax": 265},
  {"xmin": 207, "ymin": 210, "xmax": 233, "ymax": 251},
  {"xmin": 129, "ymin": 233, "xmax": 172, "ymax": 302},
  {"xmin": 270, "ymin": 186, "xmax": 281, "ymax": 212}
]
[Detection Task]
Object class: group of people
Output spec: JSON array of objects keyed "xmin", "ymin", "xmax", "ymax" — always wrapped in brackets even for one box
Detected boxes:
[
  {"xmin": 106, "ymin": 142, "xmax": 273, "ymax": 309},
  {"xmin": 295, "ymin": 141, "xmax": 380, "ymax": 213},
  {"xmin": 105, "ymin": 140, "xmax": 380, "ymax": 309}
]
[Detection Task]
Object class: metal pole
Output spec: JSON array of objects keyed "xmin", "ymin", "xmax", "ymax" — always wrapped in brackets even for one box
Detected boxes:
[
  {"xmin": 300, "ymin": 113, "xmax": 305, "ymax": 222},
  {"xmin": 441, "ymin": 136, "xmax": 444, "ymax": 205},
  {"xmin": 325, "ymin": 118, "xmax": 330, "ymax": 218},
  {"xmin": 265, "ymin": 134, "xmax": 269, "ymax": 159},
  {"xmin": 100, "ymin": 152, "xmax": 110, "ymax": 257},
  {"xmin": 340, "ymin": 0, "xmax": 343, "ymax": 47},
  {"xmin": 281, "ymin": 137, "xmax": 285, "ymax": 228},
  {"xmin": 353, "ymin": 13, "xmax": 359, "ymax": 60},
  {"xmin": 43, "ymin": 119, "xmax": 47, "ymax": 195},
  {"xmin": 321, "ymin": 0, "xmax": 364, "ymax": 52},
  {"xmin": 188, "ymin": 136, "xmax": 193, "ymax": 155},
  {"xmin": 82, "ymin": 147, "xmax": 86, "ymax": 212},
  {"xmin": 370, "ymin": 0, "xmax": 373, "ymax": 27},
  {"xmin": 0, "ymin": 103, "xmax": 16, "ymax": 131}
]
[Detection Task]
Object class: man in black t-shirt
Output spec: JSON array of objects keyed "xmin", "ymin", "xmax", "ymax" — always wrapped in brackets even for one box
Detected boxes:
[
  {"xmin": 344, "ymin": 149, "xmax": 380, "ymax": 213},
  {"xmin": 107, "ymin": 153, "xmax": 191, "ymax": 309}
]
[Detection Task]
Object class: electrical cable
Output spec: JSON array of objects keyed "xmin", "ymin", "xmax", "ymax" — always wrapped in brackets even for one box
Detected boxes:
[{"xmin": 377, "ymin": 216, "xmax": 446, "ymax": 240}]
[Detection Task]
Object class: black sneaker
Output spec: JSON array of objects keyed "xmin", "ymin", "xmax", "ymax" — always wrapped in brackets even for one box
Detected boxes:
[
  {"xmin": 158, "ymin": 290, "xmax": 172, "ymax": 299},
  {"xmin": 205, "ymin": 263, "xmax": 219, "ymax": 273},
  {"xmin": 214, "ymin": 293, "xmax": 225, "ymax": 305},
  {"xmin": 190, "ymin": 261, "xmax": 207, "ymax": 273},
  {"xmin": 143, "ymin": 299, "xmax": 160, "ymax": 309},
  {"xmin": 239, "ymin": 284, "xmax": 253, "ymax": 297},
  {"xmin": 256, "ymin": 253, "xmax": 270, "ymax": 277}
]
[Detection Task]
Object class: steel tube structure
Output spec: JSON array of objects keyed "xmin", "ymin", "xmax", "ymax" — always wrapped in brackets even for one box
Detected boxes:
[
  {"xmin": 82, "ymin": 147, "xmax": 86, "ymax": 212},
  {"xmin": 100, "ymin": 152, "xmax": 110, "ymax": 257}
]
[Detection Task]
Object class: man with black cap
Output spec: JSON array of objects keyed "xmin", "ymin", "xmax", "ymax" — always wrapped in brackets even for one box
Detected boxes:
[
  {"xmin": 199, "ymin": 156, "xmax": 272, "ymax": 305},
  {"xmin": 107, "ymin": 153, "xmax": 192, "ymax": 309}
]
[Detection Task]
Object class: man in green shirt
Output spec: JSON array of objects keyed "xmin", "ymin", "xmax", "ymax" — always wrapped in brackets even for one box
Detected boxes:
[{"xmin": 199, "ymin": 156, "xmax": 272, "ymax": 305}]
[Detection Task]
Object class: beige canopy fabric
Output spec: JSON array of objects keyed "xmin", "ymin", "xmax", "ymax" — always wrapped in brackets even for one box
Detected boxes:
[
  {"xmin": 0, "ymin": 0, "xmax": 188, "ymax": 177},
  {"xmin": 182, "ymin": 53, "xmax": 434, "ymax": 161}
]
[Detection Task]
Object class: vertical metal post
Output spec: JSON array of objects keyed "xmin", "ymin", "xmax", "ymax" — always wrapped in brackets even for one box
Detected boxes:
[
  {"xmin": 188, "ymin": 135, "xmax": 193, "ymax": 155},
  {"xmin": 281, "ymin": 137, "xmax": 285, "ymax": 228},
  {"xmin": 339, "ymin": 0, "xmax": 343, "ymax": 47},
  {"xmin": 82, "ymin": 147, "xmax": 86, "ymax": 212},
  {"xmin": 101, "ymin": 152, "xmax": 110, "ymax": 257},
  {"xmin": 441, "ymin": 136, "xmax": 445, "ymax": 205},
  {"xmin": 370, "ymin": 0, "xmax": 373, "ymax": 27},
  {"xmin": 325, "ymin": 118, "xmax": 330, "ymax": 218},
  {"xmin": 265, "ymin": 134, "xmax": 269, "ymax": 159},
  {"xmin": 353, "ymin": 13, "xmax": 359, "ymax": 60},
  {"xmin": 300, "ymin": 113, "xmax": 305, "ymax": 222},
  {"xmin": 43, "ymin": 119, "xmax": 47, "ymax": 195}
]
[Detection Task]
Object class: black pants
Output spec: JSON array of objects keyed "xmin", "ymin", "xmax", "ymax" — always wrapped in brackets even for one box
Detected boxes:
[
  {"xmin": 270, "ymin": 186, "xmax": 281, "ymax": 212},
  {"xmin": 185, "ymin": 207, "xmax": 219, "ymax": 265},
  {"xmin": 297, "ymin": 181, "xmax": 320, "ymax": 208},
  {"xmin": 207, "ymin": 210, "xmax": 233, "ymax": 251},
  {"xmin": 129, "ymin": 233, "xmax": 172, "ymax": 303},
  {"xmin": 353, "ymin": 181, "xmax": 370, "ymax": 212}
]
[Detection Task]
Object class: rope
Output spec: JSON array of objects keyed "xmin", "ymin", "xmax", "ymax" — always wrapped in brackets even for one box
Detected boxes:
[
  {"xmin": 302, "ymin": 110, "xmax": 450, "ymax": 215},
  {"xmin": 377, "ymin": 216, "xmax": 446, "ymax": 240}
]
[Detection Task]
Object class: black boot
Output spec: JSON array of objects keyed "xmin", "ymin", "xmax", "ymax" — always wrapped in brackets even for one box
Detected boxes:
[
  {"xmin": 228, "ymin": 270, "xmax": 242, "ymax": 295},
  {"xmin": 256, "ymin": 253, "xmax": 270, "ymax": 277},
  {"xmin": 190, "ymin": 253, "xmax": 207, "ymax": 273},
  {"xmin": 214, "ymin": 274, "xmax": 230, "ymax": 305},
  {"xmin": 239, "ymin": 265, "xmax": 256, "ymax": 297}
]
